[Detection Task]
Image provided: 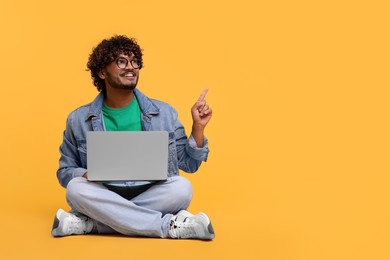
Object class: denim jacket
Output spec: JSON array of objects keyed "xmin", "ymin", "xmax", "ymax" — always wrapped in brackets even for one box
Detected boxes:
[{"xmin": 57, "ymin": 89, "xmax": 209, "ymax": 188}]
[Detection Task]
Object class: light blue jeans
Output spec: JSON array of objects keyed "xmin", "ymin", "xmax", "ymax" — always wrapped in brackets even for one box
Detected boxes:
[{"xmin": 66, "ymin": 176, "xmax": 192, "ymax": 238}]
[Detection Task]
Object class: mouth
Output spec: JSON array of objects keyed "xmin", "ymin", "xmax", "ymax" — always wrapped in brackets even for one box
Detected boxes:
[
  {"xmin": 122, "ymin": 72, "xmax": 137, "ymax": 80},
  {"xmin": 124, "ymin": 72, "xmax": 135, "ymax": 77}
]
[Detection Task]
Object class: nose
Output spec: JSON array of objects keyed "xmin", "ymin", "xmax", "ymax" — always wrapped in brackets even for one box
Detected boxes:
[
  {"xmin": 125, "ymin": 62, "xmax": 133, "ymax": 69},
  {"xmin": 125, "ymin": 60, "xmax": 137, "ymax": 70}
]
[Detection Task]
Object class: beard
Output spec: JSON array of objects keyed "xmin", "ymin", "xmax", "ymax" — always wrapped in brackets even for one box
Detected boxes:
[{"xmin": 105, "ymin": 71, "xmax": 139, "ymax": 91}]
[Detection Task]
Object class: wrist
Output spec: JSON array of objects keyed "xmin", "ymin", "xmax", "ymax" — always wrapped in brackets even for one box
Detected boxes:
[
  {"xmin": 192, "ymin": 123, "xmax": 205, "ymax": 132},
  {"xmin": 191, "ymin": 124, "xmax": 205, "ymax": 148}
]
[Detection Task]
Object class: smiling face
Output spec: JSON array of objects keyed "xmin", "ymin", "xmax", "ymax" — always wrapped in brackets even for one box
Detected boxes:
[{"xmin": 99, "ymin": 53, "xmax": 140, "ymax": 91}]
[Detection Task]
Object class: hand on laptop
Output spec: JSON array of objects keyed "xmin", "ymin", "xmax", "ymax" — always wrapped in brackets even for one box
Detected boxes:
[{"xmin": 83, "ymin": 172, "xmax": 88, "ymax": 179}]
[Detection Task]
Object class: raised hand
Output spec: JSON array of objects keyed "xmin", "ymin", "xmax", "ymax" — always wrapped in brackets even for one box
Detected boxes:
[
  {"xmin": 191, "ymin": 88, "xmax": 213, "ymax": 129},
  {"xmin": 191, "ymin": 88, "xmax": 213, "ymax": 148}
]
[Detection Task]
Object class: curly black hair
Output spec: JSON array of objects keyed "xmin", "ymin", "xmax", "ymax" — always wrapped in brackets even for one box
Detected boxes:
[{"xmin": 87, "ymin": 35, "xmax": 143, "ymax": 93}]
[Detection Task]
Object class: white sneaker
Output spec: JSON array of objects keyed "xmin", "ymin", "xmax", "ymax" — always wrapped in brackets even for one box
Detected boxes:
[
  {"xmin": 169, "ymin": 211, "xmax": 215, "ymax": 240},
  {"xmin": 173, "ymin": 210, "xmax": 194, "ymax": 222},
  {"xmin": 51, "ymin": 209, "xmax": 93, "ymax": 237}
]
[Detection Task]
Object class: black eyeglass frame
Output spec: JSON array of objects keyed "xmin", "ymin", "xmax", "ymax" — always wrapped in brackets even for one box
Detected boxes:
[{"xmin": 115, "ymin": 57, "xmax": 140, "ymax": 69}]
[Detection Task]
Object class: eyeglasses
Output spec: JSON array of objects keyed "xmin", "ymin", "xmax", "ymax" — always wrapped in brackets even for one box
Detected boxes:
[{"xmin": 115, "ymin": 57, "xmax": 140, "ymax": 69}]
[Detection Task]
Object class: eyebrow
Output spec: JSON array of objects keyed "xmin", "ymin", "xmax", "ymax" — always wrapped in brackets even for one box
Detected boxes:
[{"xmin": 119, "ymin": 53, "xmax": 135, "ymax": 59}]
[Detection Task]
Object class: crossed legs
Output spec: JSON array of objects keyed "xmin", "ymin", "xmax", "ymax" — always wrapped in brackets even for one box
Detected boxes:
[{"xmin": 65, "ymin": 176, "xmax": 192, "ymax": 238}]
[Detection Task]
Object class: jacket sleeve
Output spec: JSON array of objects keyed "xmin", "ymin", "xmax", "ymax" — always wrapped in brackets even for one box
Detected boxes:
[
  {"xmin": 56, "ymin": 114, "xmax": 87, "ymax": 188},
  {"xmin": 173, "ymin": 111, "xmax": 209, "ymax": 173}
]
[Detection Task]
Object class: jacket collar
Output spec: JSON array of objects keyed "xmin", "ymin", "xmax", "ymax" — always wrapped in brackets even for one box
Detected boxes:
[
  {"xmin": 87, "ymin": 88, "xmax": 160, "ymax": 119},
  {"xmin": 133, "ymin": 88, "xmax": 160, "ymax": 115}
]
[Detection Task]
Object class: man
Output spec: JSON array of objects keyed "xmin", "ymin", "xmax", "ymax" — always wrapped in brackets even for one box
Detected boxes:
[{"xmin": 51, "ymin": 35, "xmax": 214, "ymax": 240}]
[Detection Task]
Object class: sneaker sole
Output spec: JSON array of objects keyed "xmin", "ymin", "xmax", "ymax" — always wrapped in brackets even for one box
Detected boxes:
[
  {"xmin": 51, "ymin": 209, "xmax": 65, "ymax": 237},
  {"xmin": 197, "ymin": 212, "xmax": 215, "ymax": 240}
]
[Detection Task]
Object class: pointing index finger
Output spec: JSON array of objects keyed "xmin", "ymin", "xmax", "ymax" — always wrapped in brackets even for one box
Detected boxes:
[{"xmin": 198, "ymin": 88, "xmax": 208, "ymax": 102}]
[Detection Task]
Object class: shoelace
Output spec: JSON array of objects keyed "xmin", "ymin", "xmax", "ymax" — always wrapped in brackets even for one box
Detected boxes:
[
  {"xmin": 170, "ymin": 219, "xmax": 198, "ymax": 239},
  {"xmin": 64, "ymin": 215, "xmax": 87, "ymax": 234}
]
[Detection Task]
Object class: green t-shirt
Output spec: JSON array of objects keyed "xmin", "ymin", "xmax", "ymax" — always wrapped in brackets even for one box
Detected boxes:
[
  {"xmin": 102, "ymin": 96, "xmax": 148, "ymax": 186},
  {"xmin": 102, "ymin": 96, "xmax": 142, "ymax": 131}
]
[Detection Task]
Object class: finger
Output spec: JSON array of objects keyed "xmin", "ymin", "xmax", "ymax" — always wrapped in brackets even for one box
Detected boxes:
[
  {"xmin": 197, "ymin": 88, "xmax": 208, "ymax": 102},
  {"xmin": 199, "ymin": 104, "xmax": 209, "ymax": 113},
  {"xmin": 195, "ymin": 100, "xmax": 206, "ymax": 110},
  {"xmin": 200, "ymin": 107, "xmax": 212, "ymax": 117}
]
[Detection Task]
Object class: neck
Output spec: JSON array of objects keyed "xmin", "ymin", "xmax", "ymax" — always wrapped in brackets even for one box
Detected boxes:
[{"xmin": 104, "ymin": 88, "xmax": 135, "ymax": 108}]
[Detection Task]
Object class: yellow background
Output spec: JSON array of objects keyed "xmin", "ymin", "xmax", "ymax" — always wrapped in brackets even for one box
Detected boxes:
[{"xmin": 1, "ymin": 0, "xmax": 389, "ymax": 259}]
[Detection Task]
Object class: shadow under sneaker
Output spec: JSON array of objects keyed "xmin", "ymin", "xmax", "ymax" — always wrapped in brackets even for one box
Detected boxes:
[
  {"xmin": 169, "ymin": 211, "xmax": 215, "ymax": 240},
  {"xmin": 51, "ymin": 209, "xmax": 93, "ymax": 237}
]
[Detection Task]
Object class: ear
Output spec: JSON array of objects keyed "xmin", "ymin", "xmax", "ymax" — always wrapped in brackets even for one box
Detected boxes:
[{"xmin": 98, "ymin": 69, "xmax": 106, "ymax": 79}]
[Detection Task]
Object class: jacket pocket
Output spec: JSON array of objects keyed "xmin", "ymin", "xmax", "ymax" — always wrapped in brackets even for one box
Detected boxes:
[
  {"xmin": 168, "ymin": 132, "xmax": 178, "ymax": 177},
  {"xmin": 76, "ymin": 139, "xmax": 88, "ymax": 168}
]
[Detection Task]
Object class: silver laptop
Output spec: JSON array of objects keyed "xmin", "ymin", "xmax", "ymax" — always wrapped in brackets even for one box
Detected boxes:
[{"xmin": 86, "ymin": 131, "xmax": 168, "ymax": 181}]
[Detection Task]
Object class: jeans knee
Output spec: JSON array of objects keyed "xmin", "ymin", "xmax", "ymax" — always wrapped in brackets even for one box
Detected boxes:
[
  {"xmin": 167, "ymin": 176, "xmax": 193, "ymax": 209},
  {"xmin": 66, "ymin": 177, "xmax": 90, "ymax": 208}
]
